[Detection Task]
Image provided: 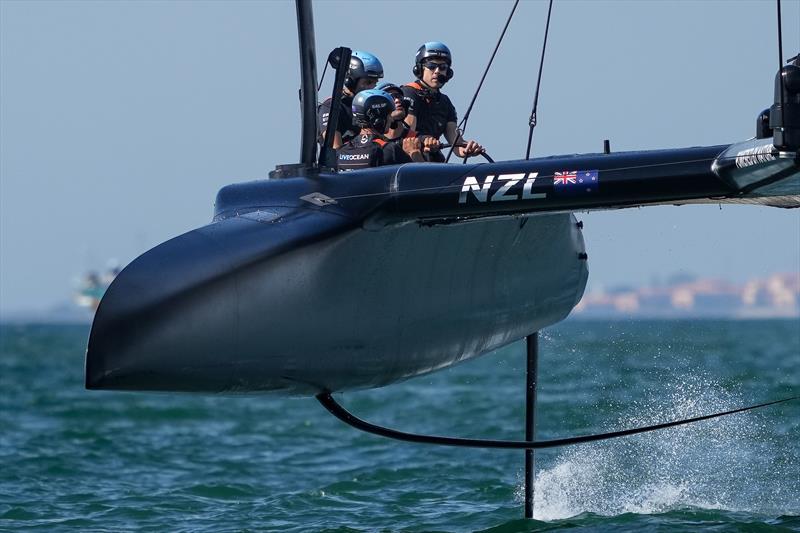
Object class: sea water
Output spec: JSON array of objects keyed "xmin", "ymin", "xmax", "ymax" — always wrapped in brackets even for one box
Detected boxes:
[{"xmin": 1, "ymin": 320, "xmax": 798, "ymax": 532}]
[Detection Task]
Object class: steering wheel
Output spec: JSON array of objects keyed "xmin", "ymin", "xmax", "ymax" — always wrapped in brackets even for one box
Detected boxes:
[
  {"xmin": 463, "ymin": 150, "xmax": 494, "ymax": 164},
  {"xmin": 440, "ymin": 143, "xmax": 494, "ymax": 164}
]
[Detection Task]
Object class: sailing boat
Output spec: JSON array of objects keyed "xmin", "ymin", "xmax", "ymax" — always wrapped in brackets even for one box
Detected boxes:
[
  {"xmin": 82, "ymin": 0, "xmax": 799, "ymax": 516},
  {"xmin": 85, "ymin": 1, "xmax": 799, "ymax": 395}
]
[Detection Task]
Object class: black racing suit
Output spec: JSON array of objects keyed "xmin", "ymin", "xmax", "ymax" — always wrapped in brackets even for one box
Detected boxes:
[
  {"xmin": 317, "ymin": 94, "xmax": 358, "ymax": 146},
  {"xmin": 337, "ymin": 132, "xmax": 413, "ymax": 172},
  {"xmin": 401, "ymin": 81, "xmax": 457, "ymax": 162}
]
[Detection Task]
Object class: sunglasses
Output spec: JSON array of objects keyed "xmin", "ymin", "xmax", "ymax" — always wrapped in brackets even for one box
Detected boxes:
[{"xmin": 423, "ymin": 62, "xmax": 449, "ymax": 72}]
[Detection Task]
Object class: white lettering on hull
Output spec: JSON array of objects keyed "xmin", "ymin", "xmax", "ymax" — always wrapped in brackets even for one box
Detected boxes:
[
  {"xmin": 459, "ymin": 172, "xmax": 545, "ymax": 204},
  {"xmin": 735, "ymin": 144, "xmax": 775, "ymax": 169}
]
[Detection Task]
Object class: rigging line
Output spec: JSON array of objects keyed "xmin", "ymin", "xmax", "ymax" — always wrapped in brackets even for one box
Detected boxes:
[
  {"xmin": 318, "ymin": 393, "xmax": 799, "ymax": 450},
  {"xmin": 525, "ymin": 0, "xmax": 554, "ymax": 161},
  {"xmin": 317, "ymin": 60, "xmax": 328, "ymax": 92},
  {"xmin": 445, "ymin": 0, "xmax": 520, "ymax": 164}
]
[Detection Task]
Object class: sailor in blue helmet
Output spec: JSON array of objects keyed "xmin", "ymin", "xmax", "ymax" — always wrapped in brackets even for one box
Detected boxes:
[
  {"xmin": 402, "ymin": 42, "xmax": 483, "ymax": 161},
  {"xmin": 318, "ymin": 50, "xmax": 384, "ymax": 150},
  {"xmin": 337, "ymin": 89, "xmax": 426, "ymax": 172}
]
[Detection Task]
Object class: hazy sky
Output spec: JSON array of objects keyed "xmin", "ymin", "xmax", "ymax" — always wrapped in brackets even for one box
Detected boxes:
[{"xmin": 1, "ymin": 0, "xmax": 799, "ymax": 314}]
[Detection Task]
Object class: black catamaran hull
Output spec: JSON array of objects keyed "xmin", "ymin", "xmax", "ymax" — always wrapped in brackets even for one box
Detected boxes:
[{"xmin": 86, "ymin": 202, "xmax": 587, "ymax": 395}]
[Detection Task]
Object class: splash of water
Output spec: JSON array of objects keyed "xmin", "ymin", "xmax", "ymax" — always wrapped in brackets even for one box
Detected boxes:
[{"xmin": 521, "ymin": 375, "xmax": 798, "ymax": 521}]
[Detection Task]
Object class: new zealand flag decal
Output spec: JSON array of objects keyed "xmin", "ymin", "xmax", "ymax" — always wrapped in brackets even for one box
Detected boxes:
[{"xmin": 554, "ymin": 169, "xmax": 599, "ymax": 194}]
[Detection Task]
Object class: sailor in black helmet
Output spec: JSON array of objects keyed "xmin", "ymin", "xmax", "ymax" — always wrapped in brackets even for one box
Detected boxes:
[
  {"xmin": 318, "ymin": 50, "xmax": 384, "ymax": 149},
  {"xmin": 402, "ymin": 42, "xmax": 483, "ymax": 161},
  {"xmin": 378, "ymin": 81, "xmax": 443, "ymax": 160},
  {"xmin": 376, "ymin": 82, "xmax": 411, "ymax": 139},
  {"xmin": 337, "ymin": 89, "xmax": 426, "ymax": 172}
]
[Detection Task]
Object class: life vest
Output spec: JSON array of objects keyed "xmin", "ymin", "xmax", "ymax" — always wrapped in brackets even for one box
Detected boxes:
[
  {"xmin": 337, "ymin": 134, "xmax": 386, "ymax": 172},
  {"xmin": 401, "ymin": 81, "xmax": 454, "ymax": 139},
  {"xmin": 403, "ymin": 81, "xmax": 430, "ymax": 103}
]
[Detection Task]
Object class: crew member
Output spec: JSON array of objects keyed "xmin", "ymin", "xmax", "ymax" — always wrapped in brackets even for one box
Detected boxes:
[
  {"xmin": 377, "ymin": 82, "xmax": 410, "ymax": 138},
  {"xmin": 318, "ymin": 50, "xmax": 384, "ymax": 149},
  {"xmin": 402, "ymin": 42, "xmax": 483, "ymax": 161},
  {"xmin": 378, "ymin": 81, "xmax": 442, "ymax": 159},
  {"xmin": 337, "ymin": 89, "xmax": 426, "ymax": 172}
]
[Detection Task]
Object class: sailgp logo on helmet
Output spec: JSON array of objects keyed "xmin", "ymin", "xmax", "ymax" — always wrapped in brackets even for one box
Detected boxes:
[{"xmin": 352, "ymin": 89, "xmax": 395, "ymax": 128}]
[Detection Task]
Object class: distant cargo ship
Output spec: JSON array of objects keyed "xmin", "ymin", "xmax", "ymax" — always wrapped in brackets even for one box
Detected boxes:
[{"xmin": 74, "ymin": 264, "xmax": 120, "ymax": 311}]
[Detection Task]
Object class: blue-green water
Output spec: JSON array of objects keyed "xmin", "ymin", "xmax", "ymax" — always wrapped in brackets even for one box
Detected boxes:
[{"xmin": 1, "ymin": 320, "xmax": 798, "ymax": 532}]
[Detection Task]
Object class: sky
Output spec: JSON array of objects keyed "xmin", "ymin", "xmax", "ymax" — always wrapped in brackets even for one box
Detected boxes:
[{"xmin": 1, "ymin": 0, "xmax": 799, "ymax": 315}]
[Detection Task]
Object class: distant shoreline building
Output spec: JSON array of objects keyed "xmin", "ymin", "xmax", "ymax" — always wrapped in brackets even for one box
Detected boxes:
[{"xmin": 573, "ymin": 272, "xmax": 799, "ymax": 319}]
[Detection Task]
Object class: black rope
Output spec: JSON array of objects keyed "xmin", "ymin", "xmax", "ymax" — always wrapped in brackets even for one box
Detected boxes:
[
  {"xmin": 317, "ymin": 60, "xmax": 328, "ymax": 92},
  {"xmin": 445, "ymin": 0, "xmax": 520, "ymax": 163},
  {"xmin": 525, "ymin": 0, "xmax": 554, "ymax": 160},
  {"xmin": 317, "ymin": 393, "xmax": 798, "ymax": 450}
]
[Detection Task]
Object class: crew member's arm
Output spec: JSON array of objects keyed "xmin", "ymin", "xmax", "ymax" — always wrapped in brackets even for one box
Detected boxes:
[
  {"xmin": 386, "ymin": 124, "xmax": 406, "ymax": 140},
  {"xmin": 402, "ymin": 137, "xmax": 425, "ymax": 162},
  {"xmin": 317, "ymin": 101, "xmax": 344, "ymax": 149},
  {"xmin": 445, "ymin": 121, "xmax": 482, "ymax": 158},
  {"xmin": 318, "ymin": 130, "xmax": 344, "ymax": 149},
  {"xmin": 399, "ymin": 91, "xmax": 418, "ymax": 136},
  {"xmin": 385, "ymin": 97, "xmax": 409, "ymax": 140},
  {"xmin": 404, "ymin": 114, "xmax": 417, "ymax": 133}
]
